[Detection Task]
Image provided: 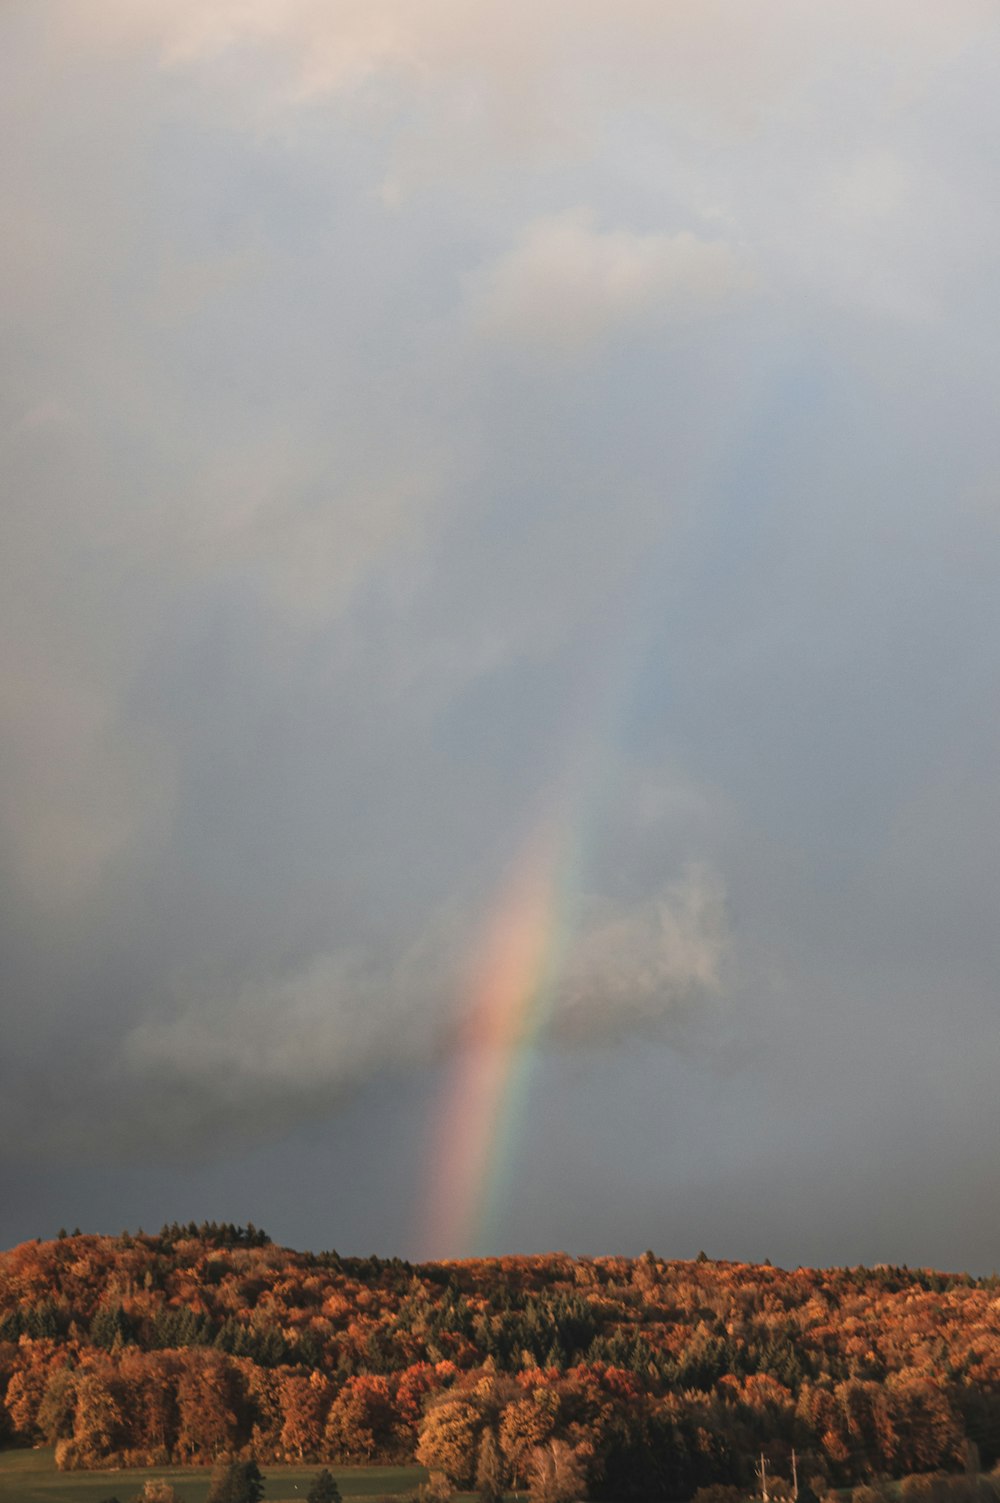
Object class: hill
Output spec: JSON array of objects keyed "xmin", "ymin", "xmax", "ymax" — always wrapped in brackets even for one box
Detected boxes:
[{"xmin": 2, "ymin": 1227, "xmax": 1000, "ymax": 1499}]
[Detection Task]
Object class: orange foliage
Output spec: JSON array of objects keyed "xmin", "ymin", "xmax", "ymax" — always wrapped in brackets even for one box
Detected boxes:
[{"xmin": 0, "ymin": 1229, "xmax": 992, "ymax": 1493}]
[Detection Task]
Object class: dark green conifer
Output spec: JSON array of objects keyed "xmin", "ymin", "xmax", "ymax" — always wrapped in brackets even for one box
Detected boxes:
[
  {"xmin": 206, "ymin": 1460, "xmax": 265, "ymax": 1503},
  {"xmin": 307, "ymin": 1468, "xmax": 342, "ymax": 1503}
]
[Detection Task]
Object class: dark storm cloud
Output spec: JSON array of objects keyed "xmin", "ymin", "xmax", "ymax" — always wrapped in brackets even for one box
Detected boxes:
[{"xmin": 3, "ymin": 0, "xmax": 1000, "ymax": 1266}]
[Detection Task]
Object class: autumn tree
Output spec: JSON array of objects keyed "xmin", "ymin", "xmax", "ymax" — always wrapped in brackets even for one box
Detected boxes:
[
  {"xmin": 477, "ymin": 1428, "xmax": 506, "ymax": 1503},
  {"xmin": 4, "ymin": 1342, "xmax": 65, "ymax": 1440},
  {"xmin": 417, "ymin": 1397, "xmax": 485, "ymax": 1489},
  {"xmin": 281, "ymin": 1371, "xmax": 333, "ymax": 1460},
  {"xmin": 36, "ymin": 1365, "xmax": 77, "ymax": 1443},
  {"xmin": 500, "ymin": 1389, "xmax": 559, "ymax": 1486},
  {"xmin": 419, "ymin": 1474, "xmax": 453, "ymax": 1503},
  {"xmin": 246, "ymin": 1363, "xmax": 284, "ymax": 1460},
  {"xmin": 120, "ymin": 1350, "xmax": 181, "ymax": 1463},
  {"xmin": 396, "ymin": 1362, "xmax": 442, "ymax": 1446},
  {"xmin": 72, "ymin": 1368, "xmax": 128, "ymax": 1464},
  {"xmin": 324, "ymin": 1375, "xmax": 397, "ymax": 1461},
  {"xmin": 885, "ymin": 1375, "xmax": 963, "ymax": 1476},
  {"xmin": 175, "ymin": 1355, "xmax": 245, "ymax": 1461},
  {"xmin": 528, "ymin": 1439, "xmax": 587, "ymax": 1503},
  {"xmin": 133, "ymin": 1482, "xmax": 180, "ymax": 1503}
]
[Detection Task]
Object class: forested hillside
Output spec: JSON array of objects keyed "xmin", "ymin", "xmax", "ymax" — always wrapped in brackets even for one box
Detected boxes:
[{"xmin": 3, "ymin": 1228, "xmax": 1000, "ymax": 1499}]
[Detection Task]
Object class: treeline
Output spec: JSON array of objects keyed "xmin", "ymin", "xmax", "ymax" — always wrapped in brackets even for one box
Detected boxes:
[{"xmin": 2, "ymin": 1232, "xmax": 1000, "ymax": 1500}]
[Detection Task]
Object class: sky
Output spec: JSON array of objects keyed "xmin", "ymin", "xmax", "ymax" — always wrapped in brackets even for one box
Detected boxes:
[{"xmin": 4, "ymin": 0, "xmax": 1000, "ymax": 1272}]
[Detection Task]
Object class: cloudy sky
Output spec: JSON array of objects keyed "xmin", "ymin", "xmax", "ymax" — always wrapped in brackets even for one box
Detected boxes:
[{"xmin": 4, "ymin": 0, "xmax": 1000, "ymax": 1270}]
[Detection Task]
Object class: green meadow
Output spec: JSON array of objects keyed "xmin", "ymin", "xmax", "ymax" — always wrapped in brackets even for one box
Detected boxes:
[{"xmin": 0, "ymin": 1450, "xmax": 428, "ymax": 1503}]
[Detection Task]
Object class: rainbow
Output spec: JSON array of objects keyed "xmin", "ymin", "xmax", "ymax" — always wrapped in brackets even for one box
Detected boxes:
[
  {"xmin": 418, "ymin": 816, "xmax": 577, "ymax": 1259},
  {"xmin": 415, "ymin": 531, "xmax": 686, "ymax": 1259}
]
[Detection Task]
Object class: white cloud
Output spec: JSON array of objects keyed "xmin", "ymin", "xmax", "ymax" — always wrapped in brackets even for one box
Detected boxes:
[
  {"xmin": 555, "ymin": 866, "xmax": 729, "ymax": 1037},
  {"xmin": 468, "ymin": 211, "xmax": 749, "ymax": 355},
  {"xmin": 80, "ymin": 0, "xmax": 994, "ymax": 127},
  {"xmin": 54, "ymin": 0, "xmax": 999, "ymax": 333}
]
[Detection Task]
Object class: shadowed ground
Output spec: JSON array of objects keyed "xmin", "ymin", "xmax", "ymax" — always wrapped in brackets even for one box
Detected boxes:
[{"xmin": 0, "ymin": 1449, "xmax": 429, "ymax": 1503}]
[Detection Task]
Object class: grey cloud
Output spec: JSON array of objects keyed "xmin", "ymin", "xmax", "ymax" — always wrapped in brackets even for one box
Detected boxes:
[
  {"xmin": 107, "ymin": 862, "xmax": 729, "ymax": 1152},
  {"xmin": 4, "ymin": 0, "xmax": 1000, "ymax": 1266}
]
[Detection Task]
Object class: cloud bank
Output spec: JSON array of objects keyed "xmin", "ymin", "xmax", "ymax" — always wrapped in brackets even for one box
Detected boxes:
[
  {"xmin": 113, "ymin": 864, "xmax": 728, "ymax": 1150},
  {"xmin": 4, "ymin": 0, "xmax": 1000, "ymax": 1266}
]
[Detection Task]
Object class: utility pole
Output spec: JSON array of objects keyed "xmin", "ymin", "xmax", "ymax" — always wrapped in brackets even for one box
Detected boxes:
[
  {"xmin": 792, "ymin": 1448, "xmax": 799, "ymax": 1503},
  {"xmin": 756, "ymin": 1453, "xmax": 770, "ymax": 1503}
]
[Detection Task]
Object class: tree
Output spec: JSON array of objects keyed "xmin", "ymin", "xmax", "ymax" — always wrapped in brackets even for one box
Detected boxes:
[
  {"xmin": 176, "ymin": 1356, "xmax": 246, "ymax": 1461},
  {"xmin": 5, "ymin": 1347, "xmax": 63, "ymax": 1441},
  {"xmin": 396, "ymin": 1363, "xmax": 441, "ymax": 1444},
  {"xmin": 72, "ymin": 1369, "xmax": 127, "ymax": 1464},
  {"xmin": 325, "ymin": 1375, "xmax": 397, "ymax": 1461},
  {"xmin": 528, "ymin": 1440, "xmax": 586, "ymax": 1503},
  {"xmin": 477, "ymin": 1429, "xmax": 505, "ymax": 1503},
  {"xmin": 206, "ymin": 1459, "xmax": 265, "ymax": 1503},
  {"xmin": 885, "ymin": 1375, "xmax": 962, "ymax": 1476},
  {"xmin": 206, "ymin": 1461, "xmax": 233, "ymax": 1503},
  {"xmin": 281, "ymin": 1372, "xmax": 333, "ymax": 1460},
  {"xmin": 419, "ymin": 1475, "xmax": 453, "ymax": 1503},
  {"xmin": 37, "ymin": 1366, "xmax": 77, "ymax": 1443},
  {"xmin": 307, "ymin": 1468, "xmax": 342, "ymax": 1503},
  {"xmin": 236, "ymin": 1461, "xmax": 266, "ymax": 1503},
  {"xmin": 500, "ymin": 1392, "xmax": 558, "ymax": 1487},
  {"xmin": 133, "ymin": 1484, "xmax": 180, "ymax": 1503},
  {"xmin": 417, "ymin": 1398, "xmax": 484, "ymax": 1489}
]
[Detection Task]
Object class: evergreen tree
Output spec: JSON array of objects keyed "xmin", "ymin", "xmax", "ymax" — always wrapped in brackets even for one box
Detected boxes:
[
  {"xmin": 207, "ymin": 1460, "xmax": 265, "ymax": 1503},
  {"xmin": 307, "ymin": 1469, "xmax": 342, "ymax": 1503}
]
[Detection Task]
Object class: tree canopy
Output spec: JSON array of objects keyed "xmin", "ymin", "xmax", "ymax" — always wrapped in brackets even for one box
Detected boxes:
[{"xmin": 1, "ymin": 1230, "xmax": 998, "ymax": 1500}]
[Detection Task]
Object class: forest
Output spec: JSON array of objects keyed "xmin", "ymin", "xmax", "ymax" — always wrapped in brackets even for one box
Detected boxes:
[{"xmin": 3, "ymin": 1227, "xmax": 1000, "ymax": 1502}]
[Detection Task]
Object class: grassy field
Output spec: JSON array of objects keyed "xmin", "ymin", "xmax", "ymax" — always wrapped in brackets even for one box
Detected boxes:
[{"xmin": 0, "ymin": 1449, "xmax": 429, "ymax": 1503}]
